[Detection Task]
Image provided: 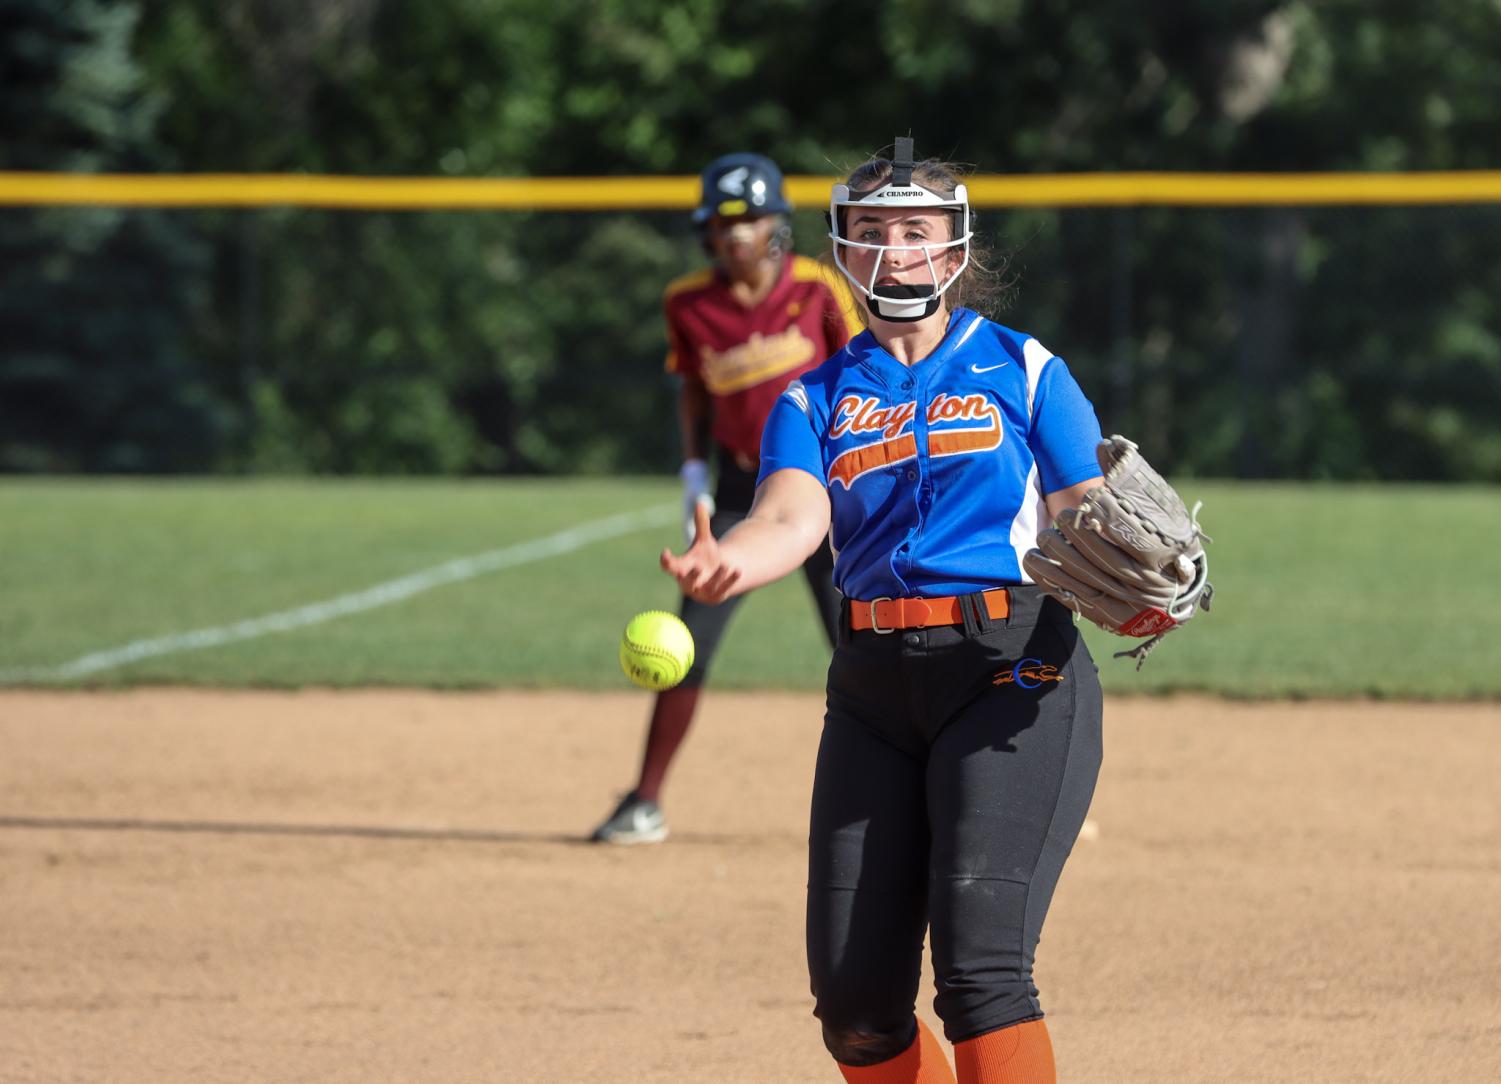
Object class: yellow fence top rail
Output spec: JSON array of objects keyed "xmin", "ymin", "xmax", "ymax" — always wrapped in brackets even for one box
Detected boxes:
[{"xmin": 6, "ymin": 170, "xmax": 1501, "ymax": 209}]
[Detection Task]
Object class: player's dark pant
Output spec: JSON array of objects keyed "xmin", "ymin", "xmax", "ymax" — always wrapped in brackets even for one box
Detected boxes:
[
  {"xmin": 677, "ymin": 449, "xmax": 841, "ymax": 686},
  {"xmin": 806, "ymin": 586, "xmax": 1103, "ymax": 1066}
]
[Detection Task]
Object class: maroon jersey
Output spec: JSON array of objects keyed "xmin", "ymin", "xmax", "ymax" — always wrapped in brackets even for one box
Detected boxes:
[{"xmin": 665, "ymin": 254, "xmax": 862, "ymax": 463}]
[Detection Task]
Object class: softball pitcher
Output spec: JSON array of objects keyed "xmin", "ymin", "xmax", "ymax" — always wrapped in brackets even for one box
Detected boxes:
[
  {"xmin": 662, "ymin": 140, "xmax": 1104, "ymax": 1083},
  {"xmin": 591, "ymin": 152, "xmax": 861, "ymax": 845}
]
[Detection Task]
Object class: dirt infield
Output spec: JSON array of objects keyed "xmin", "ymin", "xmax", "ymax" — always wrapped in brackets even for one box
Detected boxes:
[{"xmin": 2, "ymin": 690, "xmax": 1498, "ymax": 1083}]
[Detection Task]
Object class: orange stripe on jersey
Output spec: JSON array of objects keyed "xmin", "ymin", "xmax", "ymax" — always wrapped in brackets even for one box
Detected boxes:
[
  {"xmin": 830, "ymin": 398, "xmax": 1001, "ymax": 488},
  {"xmin": 929, "ymin": 408, "xmax": 1002, "ymax": 458},
  {"xmin": 828, "ymin": 432, "xmax": 918, "ymax": 489},
  {"xmin": 930, "ymin": 423, "xmax": 1002, "ymax": 458}
]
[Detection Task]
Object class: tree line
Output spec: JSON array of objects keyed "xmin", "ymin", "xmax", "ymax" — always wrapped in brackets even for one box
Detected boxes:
[{"xmin": 3, "ymin": 0, "xmax": 1500, "ymax": 480}]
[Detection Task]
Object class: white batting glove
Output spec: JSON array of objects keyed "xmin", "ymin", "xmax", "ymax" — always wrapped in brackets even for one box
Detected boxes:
[{"xmin": 680, "ymin": 458, "xmax": 715, "ymax": 542}]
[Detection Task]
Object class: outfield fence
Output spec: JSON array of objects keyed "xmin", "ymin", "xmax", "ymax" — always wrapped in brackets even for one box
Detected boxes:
[
  {"xmin": 7, "ymin": 170, "xmax": 1501, "ymax": 208},
  {"xmin": 3, "ymin": 172, "xmax": 1500, "ymax": 481}
]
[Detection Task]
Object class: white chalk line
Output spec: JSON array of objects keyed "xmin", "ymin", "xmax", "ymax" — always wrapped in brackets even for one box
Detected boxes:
[{"xmin": 1, "ymin": 503, "xmax": 676, "ymax": 683}]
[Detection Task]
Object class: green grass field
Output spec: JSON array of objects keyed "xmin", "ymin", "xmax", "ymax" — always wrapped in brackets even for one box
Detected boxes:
[{"xmin": 1, "ymin": 477, "xmax": 1497, "ymax": 698}]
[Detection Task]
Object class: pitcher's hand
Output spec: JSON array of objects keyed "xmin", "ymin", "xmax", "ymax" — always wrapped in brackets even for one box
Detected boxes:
[{"xmin": 661, "ymin": 502, "xmax": 743, "ymax": 603}]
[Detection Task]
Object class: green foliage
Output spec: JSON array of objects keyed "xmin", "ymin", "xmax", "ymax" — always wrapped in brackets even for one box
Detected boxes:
[
  {"xmin": 4, "ymin": 1, "xmax": 1501, "ymax": 477},
  {"xmin": 2, "ymin": 477, "xmax": 1498, "ymax": 698},
  {"xmin": 0, "ymin": 0, "xmax": 221, "ymax": 471}
]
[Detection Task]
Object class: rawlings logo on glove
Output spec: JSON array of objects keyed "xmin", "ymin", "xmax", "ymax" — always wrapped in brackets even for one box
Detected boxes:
[{"xmin": 1021, "ymin": 436, "xmax": 1213, "ymax": 666}]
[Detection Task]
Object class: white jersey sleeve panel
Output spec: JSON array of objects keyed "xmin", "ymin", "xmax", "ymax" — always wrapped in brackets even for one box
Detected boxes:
[
  {"xmin": 953, "ymin": 313, "xmax": 986, "ymax": 352},
  {"xmin": 1021, "ymin": 336, "xmax": 1053, "ymax": 421},
  {"xmin": 1007, "ymin": 336, "xmax": 1059, "ymax": 578},
  {"xmin": 1008, "ymin": 460, "xmax": 1045, "ymax": 582},
  {"xmin": 784, "ymin": 378, "xmax": 810, "ymax": 414}
]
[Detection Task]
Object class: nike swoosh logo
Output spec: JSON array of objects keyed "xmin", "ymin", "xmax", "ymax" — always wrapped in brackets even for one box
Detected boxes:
[{"xmin": 971, "ymin": 362, "xmax": 1009, "ymax": 373}]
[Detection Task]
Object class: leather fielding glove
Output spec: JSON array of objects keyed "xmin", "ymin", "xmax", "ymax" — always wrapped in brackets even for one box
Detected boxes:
[{"xmin": 1022, "ymin": 436, "xmax": 1213, "ymax": 667}]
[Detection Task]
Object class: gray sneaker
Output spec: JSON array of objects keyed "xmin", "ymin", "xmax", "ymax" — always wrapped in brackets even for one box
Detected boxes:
[{"xmin": 590, "ymin": 791, "xmax": 668, "ymax": 845}]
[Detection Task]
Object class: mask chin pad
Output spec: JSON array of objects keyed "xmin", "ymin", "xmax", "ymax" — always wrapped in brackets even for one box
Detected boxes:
[{"xmin": 870, "ymin": 284, "xmax": 941, "ymax": 322}]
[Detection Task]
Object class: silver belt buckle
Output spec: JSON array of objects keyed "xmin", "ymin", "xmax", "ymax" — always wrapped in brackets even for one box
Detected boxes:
[{"xmin": 869, "ymin": 596, "xmax": 894, "ymax": 634}]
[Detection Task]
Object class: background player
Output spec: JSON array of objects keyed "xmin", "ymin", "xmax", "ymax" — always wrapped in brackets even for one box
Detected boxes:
[
  {"xmin": 662, "ymin": 139, "xmax": 1106, "ymax": 1082},
  {"xmin": 591, "ymin": 152, "xmax": 861, "ymax": 845}
]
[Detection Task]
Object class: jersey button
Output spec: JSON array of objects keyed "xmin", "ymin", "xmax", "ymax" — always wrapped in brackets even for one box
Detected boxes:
[
  {"xmin": 904, "ymin": 633, "xmax": 921, "ymax": 647},
  {"xmin": 906, "ymin": 469, "xmax": 917, "ymax": 481}
]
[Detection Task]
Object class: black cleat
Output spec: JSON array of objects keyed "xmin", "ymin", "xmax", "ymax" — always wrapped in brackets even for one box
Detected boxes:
[{"xmin": 589, "ymin": 791, "xmax": 669, "ymax": 845}]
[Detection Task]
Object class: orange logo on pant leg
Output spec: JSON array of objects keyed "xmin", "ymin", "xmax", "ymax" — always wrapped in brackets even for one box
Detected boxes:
[{"xmin": 992, "ymin": 658, "xmax": 1065, "ymax": 688}]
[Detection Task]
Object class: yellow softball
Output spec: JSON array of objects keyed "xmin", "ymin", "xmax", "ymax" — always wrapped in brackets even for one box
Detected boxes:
[{"xmin": 619, "ymin": 610, "xmax": 695, "ymax": 691}]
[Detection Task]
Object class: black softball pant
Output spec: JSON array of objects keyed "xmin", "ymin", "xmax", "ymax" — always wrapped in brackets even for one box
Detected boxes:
[{"xmin": 806, "ymin": 587, "xmax": 1103, "ymax": 1066}]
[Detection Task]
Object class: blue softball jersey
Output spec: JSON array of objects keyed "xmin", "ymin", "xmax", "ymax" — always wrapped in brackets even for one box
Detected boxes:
[{"xmin": 758, "ymin": 307, "xmax": 1102, "ymax": 601}]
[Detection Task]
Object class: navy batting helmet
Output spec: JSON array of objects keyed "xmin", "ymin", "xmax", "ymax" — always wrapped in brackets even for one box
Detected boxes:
[{"xmin": 692, "ymin": 153, "xmax": 792, "ymax": 225}]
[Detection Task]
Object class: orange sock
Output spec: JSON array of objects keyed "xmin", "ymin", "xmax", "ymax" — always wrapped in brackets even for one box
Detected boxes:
[
  {"xmin": 953, "ymin": 1019, "xmax": 1055, "ymax": 1084},
  {"xmin": 837, "ymin": 1019, "xmax": 956, "ymax": 1084}
]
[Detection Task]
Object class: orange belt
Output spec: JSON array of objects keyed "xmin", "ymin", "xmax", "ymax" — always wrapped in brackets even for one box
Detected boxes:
[{"xmin": 849, "ymin": 588, "xmax": 1011, "ymax": 633}]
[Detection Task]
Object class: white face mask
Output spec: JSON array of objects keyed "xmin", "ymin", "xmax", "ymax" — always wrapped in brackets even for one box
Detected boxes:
[{"xmin": 828, "ymin": 180, "xmax": 972, "ymax": 322}]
